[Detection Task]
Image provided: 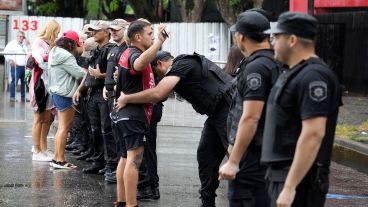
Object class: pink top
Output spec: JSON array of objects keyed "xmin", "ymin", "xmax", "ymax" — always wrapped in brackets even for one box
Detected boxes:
[{"xmin": 29, "ymin": 38, "xmax": 52, "ymax": 111}]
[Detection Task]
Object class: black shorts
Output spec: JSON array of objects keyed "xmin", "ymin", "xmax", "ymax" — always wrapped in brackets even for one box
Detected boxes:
[{"xmin": 115, "ymin": 120, "xmax": 148, "ymax": 158}]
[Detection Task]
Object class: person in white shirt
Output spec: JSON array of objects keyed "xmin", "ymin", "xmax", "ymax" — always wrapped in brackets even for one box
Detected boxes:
[{"xmin": 4, "ymin": 31, "xmax": 30, "ymax": 102}]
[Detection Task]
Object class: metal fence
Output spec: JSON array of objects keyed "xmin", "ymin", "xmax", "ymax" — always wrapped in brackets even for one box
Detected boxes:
[
  {"xmin": 5, "ymin": 17, "xmax": 231, "ymax": 61},
  {"xmin": 0, "ymin": 51, "xmax": 28, "ymax": 122}
]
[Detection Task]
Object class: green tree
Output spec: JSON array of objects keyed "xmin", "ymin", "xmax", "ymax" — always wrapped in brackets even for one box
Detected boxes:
[
  {"xmin": 213, "ymin": 0, "xmax": 262, "ymax": 25},
  {"xmin": 172, "ymin": 0, "xmax": 207, "ymax": 22},
  {"xmin": 55, "ymin": 0, "xmax": 84, "ymax": 17},
  {"xmin": 125, "ymin": 0, "xmax": 164, "ymax": 22},
  {"xmin": 86, "ymin": 0, "xmax": 100, "ymax": 19},
  {"xmin": 28, "ymin": 0, "xmax": 84, "ymax": 17},
  {"xmin": 29, "ymin": 0, "xmax": 58, "ymax": 16}
]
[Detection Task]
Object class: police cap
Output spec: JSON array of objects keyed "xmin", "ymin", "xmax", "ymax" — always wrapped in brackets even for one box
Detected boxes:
[
  {"xmin": 230, "ymin": 11, "xmax": 270, "ymax": 36},
  {"xmin": 265, "ymin": 11, "xmax": 318, "ymax": 40},
  {"xmin": 246, "ymin": 8, "xmax": 273, "ymax": 21}
]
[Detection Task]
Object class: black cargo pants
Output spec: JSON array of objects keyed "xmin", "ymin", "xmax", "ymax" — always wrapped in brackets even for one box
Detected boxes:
[
  {"xmin": 87, "ymin": 88, "xmax": 115, "ymax": 168},
  {"xmin": 197, "ymin": 97, "xmax": 229, "ymax": 205}
]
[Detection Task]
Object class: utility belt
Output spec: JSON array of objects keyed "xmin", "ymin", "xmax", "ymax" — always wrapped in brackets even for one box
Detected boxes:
[
  {"xmin": 266, "ymin": 163, "xmax": 329, "ymax": 185},
  {"xmin": 305, "ymin": 163, "xmax": 329, "ymax": 193},
  {"xmin": 87, "ymin": 87, "xmax": 104, "ymax": 100},
  {"xmin": 265, "ymin": 165, "xmax": 290, "ymax": 182},
  {"xmin": 107, "ymin": 90, "xmax": 115, "ymax": 98}
]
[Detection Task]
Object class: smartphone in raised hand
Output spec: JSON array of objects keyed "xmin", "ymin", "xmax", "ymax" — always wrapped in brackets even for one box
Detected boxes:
[{"xmin": 162, "ymin": 29, "xmax": 169, "ymax": 38}]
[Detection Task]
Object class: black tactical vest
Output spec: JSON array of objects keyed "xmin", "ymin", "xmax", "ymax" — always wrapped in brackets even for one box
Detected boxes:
[
  {"xmin": 173, "ymin": 53, "xmax": 233, "ymax": 116},
  {"xmin": 85, "ymin": 42, "xmax": 115, "ymax": 88},
  {"xmin": 261, "ymin": 58, "xmax": 330, "ymax": 164},
  {"xmin": 105, "ymin": 43, "xmax": 128, "ymax": 91},
  {"xmin": 227, "ymin": 49, "xmax": 280, "ymax": 146}
]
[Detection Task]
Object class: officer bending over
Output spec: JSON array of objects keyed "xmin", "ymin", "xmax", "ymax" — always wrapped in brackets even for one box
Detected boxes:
[
  {"xmin": 116, "ymin": 51, "xmax": 233, "ymax": 207},
  {"xmin": 262, "ymin": 12, "xmax": 342, "ymax": 207}
]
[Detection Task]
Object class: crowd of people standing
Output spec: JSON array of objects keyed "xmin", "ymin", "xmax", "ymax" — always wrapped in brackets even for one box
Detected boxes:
[{"xmin": 10, "ymin": 8, "xmax": 342, "ymax": 207}]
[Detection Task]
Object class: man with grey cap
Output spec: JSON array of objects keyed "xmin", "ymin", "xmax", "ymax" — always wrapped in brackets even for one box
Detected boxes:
[
  {"xmin": 95, "ymin": 18, "xmax": 130, "ymax": 183},
  {"xmin": 261, "ymin": 12, "xmax": 342, "ymax": 207},
  {"xmin": 82, "ymin": 23, "xmax": 94, "ymax": 38},
  {"xmin": 115, "ymin": 50, "xmax": 233, "ymax": 207},
  {"xmin": 73, "ymin": 20, "xmax": 116, "ymax": 174},
  {"xmin": 104, "ymin": 19, "xmax": 129, "ymax": 102},
  {"xmin": 218, "ymin": 10, "xmax": 280, "ymax": 207}
]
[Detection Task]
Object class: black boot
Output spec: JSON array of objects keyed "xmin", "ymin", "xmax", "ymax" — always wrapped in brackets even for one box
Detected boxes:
[
  {"xmin": 98, "ymin": 167, "xmax": 107, "ymax": 175},
  {"xmin": 199, "ymin": 197, "xmax": 216, "ymax": 207},
  {"xmin": 65, "ymin": 141, "xmax": 80, "ymax": 151},
  {"xmin": 82, "ymin": 162, "xmax": 104, "ymax": 174},
  {"xmin": 152, "ymin": 187, "xmax": 160, "ymax": 200},
  {"xmin": 76, "ymin": 148, "xmax": 93, "ymax": 160},
  {"xmin": 114, "ymin": 201, "xmax": 126, "ymax": 207},
  {"xmin": 104, "ymin": 170, "xmax": 117, "ymax": 183},
  {"xmin": 137, "ymin": 186, "xmax": 153, "ymax": 200},
  {"xmin": 71, "ymin": 145, "xmax": 86, "ymax": 155}
]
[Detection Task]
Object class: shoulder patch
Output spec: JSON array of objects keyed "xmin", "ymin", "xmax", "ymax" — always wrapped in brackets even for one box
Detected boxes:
[
  {"xmin": 309, "ymin": 81, "xmax": 327, "ymax": 102},
  {"xmin": 247, "ymin": 73, "xmax": 262, "ymax": 90}
]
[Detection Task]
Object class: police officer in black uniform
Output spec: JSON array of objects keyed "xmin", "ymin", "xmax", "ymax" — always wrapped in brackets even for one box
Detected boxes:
[
  {"xmin": 100, "ymin": 19, "xmax": 130, "ymax": 182},
  {"xmin": 218, "ymin": 11, "xmax": 280, "ymax": 207},
  {"xmin": 67, "ymin": 38, "xmax": 97, "ymax": 157},
  {"xmin": 262, "ymin": 12, "xmax": 342, "ymax": 207},
  {"xmin": 74, "ymin": 37, "xmax": 98, "ymax": 161},
  {"xmin": 73, "ymin": 20, "xmax": 115, "ymax": 174},
  {"xmin": 116, "ymin": 51, "xmax": 233, "ymax": 207}
]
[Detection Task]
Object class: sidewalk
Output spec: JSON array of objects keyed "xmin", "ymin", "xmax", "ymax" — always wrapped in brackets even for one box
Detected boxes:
[
  {"xmin": 336, "ymin": 95, "xmax": 368, "ymax": 155},
  {"xmin": 338, "ymin": 95, "xmax": 368, "ymax": 125}
]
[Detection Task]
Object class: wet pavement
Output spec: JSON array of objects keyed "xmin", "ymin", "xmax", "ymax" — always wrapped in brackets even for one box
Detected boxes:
[{"xmin": 0, "ymin": 93, "xmax": 368, "ymax": 206}]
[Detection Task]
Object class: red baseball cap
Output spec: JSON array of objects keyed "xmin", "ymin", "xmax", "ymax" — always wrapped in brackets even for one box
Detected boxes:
[{"xmin": 63, "ymin": 30, "xmax": 82, "ymax": 47}]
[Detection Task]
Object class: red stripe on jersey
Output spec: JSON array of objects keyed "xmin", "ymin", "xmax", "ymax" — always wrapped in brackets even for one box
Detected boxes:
[
  {"xmin": 143, "ymin": 64, "xmax": 155, "ymax": 124},
  {"xmin": 118, "ymin": 49, "xmax": 130, "ymax": 68}
]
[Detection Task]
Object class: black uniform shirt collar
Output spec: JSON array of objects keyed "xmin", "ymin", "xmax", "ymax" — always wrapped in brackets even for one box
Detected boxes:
[{"xmin": 248, "ymin": 48, "xmax": 273, "ymax": 61}]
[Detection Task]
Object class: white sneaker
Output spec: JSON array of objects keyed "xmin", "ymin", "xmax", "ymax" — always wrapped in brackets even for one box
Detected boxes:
[
  {"xmin": 32, "ymin": 152, "xmax": 53, "ymax": 162},
  {"xmin": 43, "ymin": 150, "xmax": 54, "ymax": 158},
  {"xmin": 50, "ymin": 161, "xmax": 77, "ymax": 169},
  {"xmin": 31, "ymin": 146, "xmax": 35, "ymax": 153}
]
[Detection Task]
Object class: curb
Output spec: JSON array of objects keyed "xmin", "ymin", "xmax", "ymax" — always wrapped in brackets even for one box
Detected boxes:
[{"xmin": 334, "ymin": 137, "xmax": 368, "ymax": 156}]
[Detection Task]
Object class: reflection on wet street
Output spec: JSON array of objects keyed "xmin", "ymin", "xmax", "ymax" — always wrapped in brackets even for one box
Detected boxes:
[
  {"xmin": 0, "ymin": 95, "xmax": 368, "ymax": 206},
  {"xmin": 0, "ymin": 122, "xmax": 228, "ymax": 207}
]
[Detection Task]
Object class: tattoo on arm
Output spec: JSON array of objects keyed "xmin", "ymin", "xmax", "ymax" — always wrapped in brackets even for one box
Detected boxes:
[{"xmin": 133, "ymin": 152, "xmax": 144, "ymax": 170}]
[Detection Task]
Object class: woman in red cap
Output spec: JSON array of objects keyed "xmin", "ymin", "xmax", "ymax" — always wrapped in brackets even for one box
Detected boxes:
[{"xmin": 47, "ymin": 30, "xmax": 86, "ymax": 169}]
